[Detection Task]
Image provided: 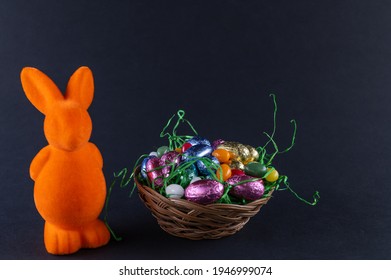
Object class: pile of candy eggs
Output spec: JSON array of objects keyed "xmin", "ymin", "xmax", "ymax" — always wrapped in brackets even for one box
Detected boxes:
[{"xmin": 139, "ymin": 136, "xmax": 280, "ymax": 205}]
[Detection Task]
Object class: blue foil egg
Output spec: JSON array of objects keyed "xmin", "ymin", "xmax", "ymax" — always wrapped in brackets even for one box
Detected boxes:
[
  {"xmin": 187, "ymin": 136, "xmax": 211, "ymax": 147},
  {"xmin": 196, "ymin": 155, "xmax": 220, "ymax": 176},
  {"xmin": 182, "ymin": 144, "xmax": 213, "ymax": 161}
]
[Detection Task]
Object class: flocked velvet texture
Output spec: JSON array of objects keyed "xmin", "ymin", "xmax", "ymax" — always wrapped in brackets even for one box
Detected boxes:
[{"xmin": 20, "ymin": 67, "xmax": 110, "ymax": 255}]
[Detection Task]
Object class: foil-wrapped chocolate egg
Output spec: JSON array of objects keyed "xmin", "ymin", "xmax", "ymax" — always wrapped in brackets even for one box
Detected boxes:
[
  {"xmin": 216, "ymin": 141, "xmax": 248, "ymax": 161},
  {"xmin": 246, "ymin": 145, "xmax": 259, "ymax": 162},
  {"xmin": 146, "ymin": 157, "xmax": 165, "ymax": 188},
  {"xmin": 231, "ymin": 169, "xmax": 245, "ymax": 176},
  {"xmin": 196, "ymin": 155, "xmax": 219, "ymax": 176},
  {"xmin": 182, "ymin": 144, "xmax": 213, "ymax": 161},
  {"xmin": 212, "ymin": 139, "xmax": 225, "ymax": 150},
  {"xmin": 141, "ymin": 155, "xmax": 157, "ymax": 179},
  {"xmin": 165, "ymin": 184, "xmax": 185, "ymax": 199},
  {"xmin": 216, "ymin": 141, "xmax": 258, "ymax": 164},
  {"xmin": 161, "ymin": 151, "xmax": 181, "ymax": 175},
  {"xmin": 185, "ymin": 179, "xmax": 224, "ymax": 204},
  {"xmin": 187, "ymin": 136, "xmax": 211, "ymax": 147},
  {"xmin": 235, "ymin": 143, "xmax": 251, "ymax": 163},
  {"xmin": 227, "ymin": 174, "xmax": 265, "ymax": 201},
  {"xmin": 178, "ymin": 163, "xmax": 198, "ymax": 187},
  {"xmin": 161, "ymin": 150, "xmax": 181, "ymax": 165},
  {"xmin": 216, "ymin": 141, "xmax": 238, "ymax": 158},
  {"xmin": 229, "ymin": 159, "xmax": 245, "ymax": 170}
]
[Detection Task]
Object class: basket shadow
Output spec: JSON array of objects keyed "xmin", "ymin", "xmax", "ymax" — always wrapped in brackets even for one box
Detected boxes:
[
  {"xmin": 109, "ymin": 215, "xmax": 246, "ymax": 259},
  {"xmin": 109, "ymin": 210, "xmax": 276, "ymax": 260}
]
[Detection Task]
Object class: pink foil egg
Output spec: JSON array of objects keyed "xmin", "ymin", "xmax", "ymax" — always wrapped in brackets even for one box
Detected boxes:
[
  {"xmin": 185, "ymin": 179, "xmax": 224, "ymax": 205},
  {"xmin": 146, "ymin": 157, "xmax": 165, "ymax": 188},
  {"xmin": 160, "ymin": 151, "xmax": 181, "ymax": 176},
  {"xmin": 226, "ymin": 175, "xmax": 265, "ymax": 201},
  {"xmin": 212, "ymin": 139, "xmax": 225, "ymax": 150}
]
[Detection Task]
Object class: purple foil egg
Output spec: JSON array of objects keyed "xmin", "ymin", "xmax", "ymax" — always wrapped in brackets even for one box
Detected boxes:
[
  {"xmin": 160, "ymin": 151, "xmax": 181, "ymax": 175},
  {"xmin": 226, "ymin": 175, "xmax": 265, "ymax": 201},
  {"xmin": 146, "ymin": 157, "xmax": 165, "ymax": 188},
  {"xmin": 185, "ymin": 179, "xmax": 224, "ymax": 205},
  {"xmin": 212, "ymin": 139, "xmax": 225, "ymax": 150}
]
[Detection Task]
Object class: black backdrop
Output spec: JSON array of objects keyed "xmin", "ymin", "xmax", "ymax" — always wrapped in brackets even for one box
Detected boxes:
[{"xmin": 1, "ymin": 0, "xmax": 390, "ymax": 260}]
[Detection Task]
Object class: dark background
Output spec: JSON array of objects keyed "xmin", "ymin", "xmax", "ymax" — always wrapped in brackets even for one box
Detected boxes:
[{"xmin": 1, "ymin": 0, "xmax": 390, "ymax": 260}]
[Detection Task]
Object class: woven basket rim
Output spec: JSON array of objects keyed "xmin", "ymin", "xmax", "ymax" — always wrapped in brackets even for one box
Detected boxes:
[{"xmin": 134, "ymin": 166, "xmax": 275, "ymax": 210}]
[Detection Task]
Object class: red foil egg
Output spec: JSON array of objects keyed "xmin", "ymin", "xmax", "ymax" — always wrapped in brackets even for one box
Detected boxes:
[
  {"xmin": 231, "ymin": 169, "xmax": 245, "ymax": 176},
  {"xmin": 146, "ymin": 157, "xmax": 165, "ymax": 188},
  {"xmin": 181, "ymin": 142, "xmax": 192, "ymax": 153}
]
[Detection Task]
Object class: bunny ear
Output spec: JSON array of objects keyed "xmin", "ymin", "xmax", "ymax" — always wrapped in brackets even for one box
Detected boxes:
[
  {"xmin": 20, "ymin": 67, "xmax": 64, "ymax": 115},
  {"xmin": 65, "ymin": 66, "xmax": 94, "ymax": 109}
]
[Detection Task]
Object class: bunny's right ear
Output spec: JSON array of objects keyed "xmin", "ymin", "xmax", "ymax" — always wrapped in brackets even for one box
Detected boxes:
[{"xmin": 20, "ymin": 67, "xmax": 64, "ymax": 115}]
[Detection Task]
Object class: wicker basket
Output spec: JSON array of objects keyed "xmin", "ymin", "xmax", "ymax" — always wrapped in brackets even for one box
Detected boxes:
[{"xmin": 135, "ymin": 167, "xmax": 275, "ymax": 240}]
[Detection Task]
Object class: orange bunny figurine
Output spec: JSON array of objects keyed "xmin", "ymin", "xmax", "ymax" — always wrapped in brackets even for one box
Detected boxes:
[{"xmin": 20, "ymin": 66, "xmax": 110, "ymax": 255}]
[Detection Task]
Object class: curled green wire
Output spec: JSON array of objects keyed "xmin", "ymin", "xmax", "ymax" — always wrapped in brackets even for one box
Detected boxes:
[{"xmin": 160, "ymin": 109, "xmax": 198, "ymax": 150}]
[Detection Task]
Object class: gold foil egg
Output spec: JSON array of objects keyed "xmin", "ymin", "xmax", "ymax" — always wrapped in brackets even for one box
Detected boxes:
[
  {"xmin": 229, "ymin": 160, "xmax": 245, "ymax": 170},
  {"xmin": 216, "ymin": 141, "xmax": 239, "ymax": 157},
  {"xmin": 246, "ymin": 145, "xmax": 259, "ymax": 162},
  {"xmin": 217, "ymin": 141, "xmax": 258, "ymax": 164}
]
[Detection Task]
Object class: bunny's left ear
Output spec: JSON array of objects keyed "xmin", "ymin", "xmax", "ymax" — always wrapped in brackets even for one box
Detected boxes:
[{"xmin": 65, "ymin": 66, "xmax": 94, "ymax": 109}]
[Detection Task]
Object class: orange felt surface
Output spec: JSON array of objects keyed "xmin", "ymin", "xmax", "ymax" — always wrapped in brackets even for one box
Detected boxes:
[{"xmin": 20, "ymin": 67, "xmax": 110, "ymax": 255}]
